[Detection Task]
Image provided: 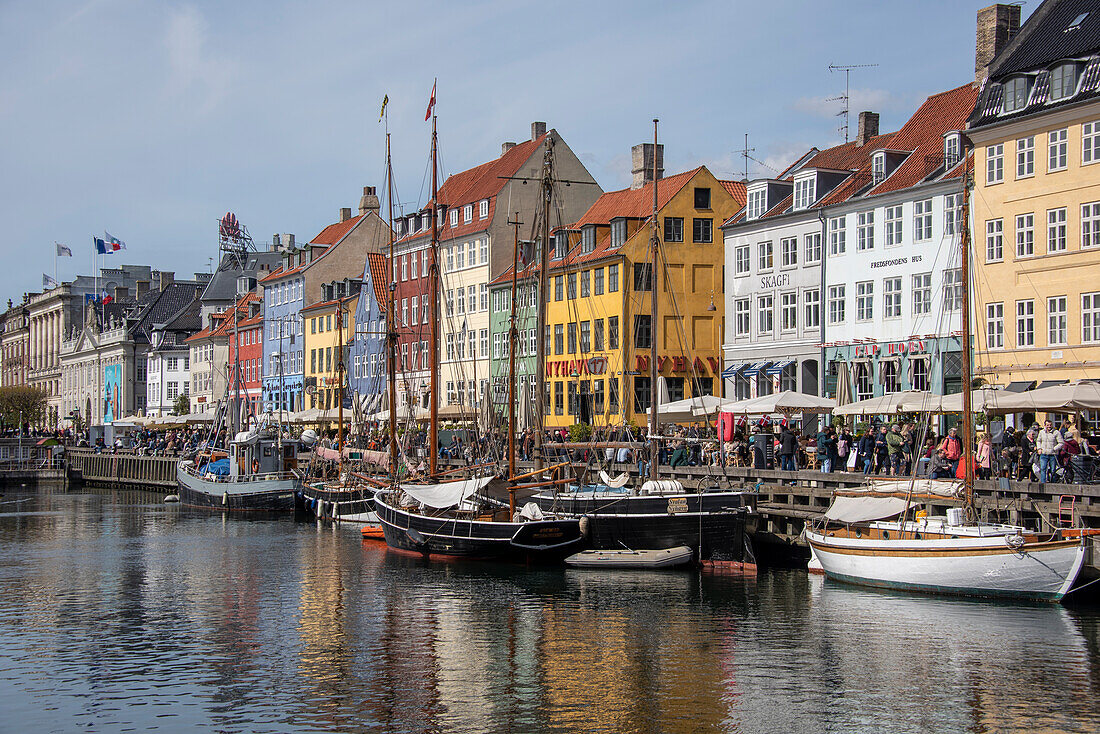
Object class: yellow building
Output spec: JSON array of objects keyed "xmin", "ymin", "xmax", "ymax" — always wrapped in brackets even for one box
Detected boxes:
[
  {"xmin": 968, "ymin": 3, "xmax": 1100, "ymax": 399},
  {"xmin": 302, "ymin": 290, "xmax": 358, "ymax": 410},
  {"xmin": 539, "ymin": 162, "xmax": 745, "ymax": 428}
]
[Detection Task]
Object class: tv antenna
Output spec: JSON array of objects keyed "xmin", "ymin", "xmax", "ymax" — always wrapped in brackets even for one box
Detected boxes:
[
  {"xmin": 737, "ymin": 133, "xmax": 755, "ymax": 181},
  {"xmin": 828, "ymin": 63, "xmax": 878, "ymax": 142}
]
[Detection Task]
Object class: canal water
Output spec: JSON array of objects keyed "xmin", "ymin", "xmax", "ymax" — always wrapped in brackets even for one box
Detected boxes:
[{"xmin": 1, "ymin": 487, "xmax": 1098, "ymax": 734}]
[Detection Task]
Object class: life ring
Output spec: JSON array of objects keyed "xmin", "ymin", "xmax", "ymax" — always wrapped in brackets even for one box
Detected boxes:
[{"xmin": 251, "ymin": 459, "xmax": 260, "ymax": 474}]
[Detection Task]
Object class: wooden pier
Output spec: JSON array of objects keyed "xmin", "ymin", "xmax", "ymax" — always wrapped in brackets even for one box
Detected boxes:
[{"xmin": 67, "ymin": 448, "xmax": 178, "ymax": 488}]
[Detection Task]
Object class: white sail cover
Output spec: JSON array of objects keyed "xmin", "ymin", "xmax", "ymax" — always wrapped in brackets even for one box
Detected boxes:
[
  {"xmin": 824, "ymin": 496, "xmax": 909, "ymax": 523},
  {"xmin": 400, "ymin": 477, "xmax": 494, "ymax": 509}
]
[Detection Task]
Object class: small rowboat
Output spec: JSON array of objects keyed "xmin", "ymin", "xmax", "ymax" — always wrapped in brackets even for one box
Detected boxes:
[{"xmin": 565, "ymin": 546, "xmax": 693, "ymax": 569}]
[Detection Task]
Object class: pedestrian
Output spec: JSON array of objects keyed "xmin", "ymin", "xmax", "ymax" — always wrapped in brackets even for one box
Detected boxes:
[
  {"xmin": 938, "ymin": 426, "xmax": 963, "ymax": 475},
  {"xmin": 817, "ymin": 426, "xmax": 836, "ymax": 473},
  {"xmin": 886, "ymin": 424, "xmax": 905, "ymax": 476},
  {"xmin": 858, "ymin": 428, "xmax": 876, "ymax": 474},
  {"xmin": 976, "ymin": 431, "xmax": 993, "ymax": 480},
  {"xmin": 1035, "ymin": 419, "xmax": 1064, "ymax": 483},
  {"xmin": 778, "ymin": 424, "xmax": 798, "ymax": 471}
]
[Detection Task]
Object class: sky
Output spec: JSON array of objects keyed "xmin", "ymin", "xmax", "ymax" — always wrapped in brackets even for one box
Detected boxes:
[{"xmin": 0, "ymin": 0, "xmax": 1016, "ymax": 303}]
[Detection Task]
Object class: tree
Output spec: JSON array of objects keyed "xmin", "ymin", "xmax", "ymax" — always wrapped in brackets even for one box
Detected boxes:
[
  {"xmin": 0, "ymin": 386, "xmax": 47, "ymax": 430},
  {"xmin": 172, "ymin": 393, "xmax": 191, "ymax": 416}
]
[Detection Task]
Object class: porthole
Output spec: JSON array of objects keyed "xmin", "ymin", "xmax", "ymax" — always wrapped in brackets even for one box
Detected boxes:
[
  {"xmin": 882, "ymin": 530, "xmax": 890, "ymax": 539},
  {"xmin": 914, "ymin": 532, "xmax": 921, "ymax": 540},
  {"xmin": 855, "ymin": 528, "xmax": 862, "ymax": 538}
]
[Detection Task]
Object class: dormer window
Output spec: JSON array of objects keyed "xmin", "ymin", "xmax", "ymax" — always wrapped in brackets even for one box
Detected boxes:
[
  {"xmin": 872, "ymin": 153, "xmax": 886, "ymax": 183},
  {"xmin": 746, "ymin": 187, "xmax": 767, "ymax": 220},
  {"xmin": 463, "ymin": 204, "xmax": 473, "ymax": 223},
  {"xmin": 395, "ymin": 220, "xmax": 404, "ymax": 237},
  {"xmin": 1002, "ymin": 76, "xmax": 1032, "ymax": 113},
  {"xmin": 553, "ymin": 231, "xmax": 569, "ymax": 260},
  {"xmin": 944, "ymin": 134, "xmax": 961, "ymax": 168},
  {"xmin": 793, "ymin": 176, "xmax": 816, "ymax": 210},
  {"xmin": 606, "ymin": 221, "xmax": 624, "ymax": 250},
  {"xmin": 449, "ymin": 208, "xmax": 458, "ymax": 227},
  {"xmin": 1050, "ymin": 62, "xmax": 1081, "ymax": 101},
  {"xmin": 479, "ymin": 199, "xmax": 489, "ymax": 219}
]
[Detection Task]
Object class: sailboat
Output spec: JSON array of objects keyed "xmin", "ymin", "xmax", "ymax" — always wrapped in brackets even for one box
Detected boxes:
[
  {"xmin": 804, "ymin": 149, "xmax": 1085, "ymax": 601},
  {"xmin": 529, "ymin": 120, "xmax": 757, "ymax": 571},
  {"xmin": 372, "ymin": 94, "xmax": 586, "ymax": 561}
]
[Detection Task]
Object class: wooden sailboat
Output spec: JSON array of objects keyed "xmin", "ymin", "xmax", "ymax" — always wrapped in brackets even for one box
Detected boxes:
[
  {"xmin": 805, "ymin": 148, "xmax": 1086, "ymax": 601},
  {"xmin": 372, "ymin": 94, "xmax": 585, "ymax": 561}
]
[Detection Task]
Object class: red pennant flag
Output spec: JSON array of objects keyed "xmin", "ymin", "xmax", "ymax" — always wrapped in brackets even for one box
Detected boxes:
[{"xmin": 424, "ymin": 79, "xmax": 436, "ymax": 121}]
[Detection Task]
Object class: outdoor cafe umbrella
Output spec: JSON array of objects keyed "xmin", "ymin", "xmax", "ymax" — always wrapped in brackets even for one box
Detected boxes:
[
  {"xmin": 709, "ymin": 390, "xmax": 836, "ymax": 416},
  {"xmin": 899, "ymin": 388, "xmax": 1012, "ymax": 414},
  {"xmin": 832, "ymin": 390, "xmax": 932, "ymax": 417},
  {"xmin": 984, "ymin": 380, "xmax": 1100, "ymax": 413},
  {"xmin": 649, "ymin": 394, "xmax": 725, "ymax": 423}
]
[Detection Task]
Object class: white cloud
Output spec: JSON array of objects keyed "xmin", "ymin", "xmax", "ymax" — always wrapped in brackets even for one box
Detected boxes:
[{"xmin": 163, "ymin": 5, "xmax": 235, "ymax": 117}]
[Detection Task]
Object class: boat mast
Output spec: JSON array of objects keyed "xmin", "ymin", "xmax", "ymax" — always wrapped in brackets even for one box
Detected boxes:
[
  {"xmin": 648, "ymin": 118, "xmax": 660, "ymax": 483},
  {"xmin": 960, "ymin": 146, "xmax": 975, "ymax": 518},
  {"xmin": 429, "ymin": 113, "xmax": 440, "ymax": 476},
  {"xmin": 533, "ymin": 139, "xmax": 554, "ymax": 470},
  {"xmin": 336, "ymin": 297, "xmax": 345, "ymax": 460},
  {"xmin": 386, "ymin": 132, "xmax": 399, "ymax": 475},
  {"xmin": 507, "ymin": 213, "xmax": 522, "ymax": 491}
]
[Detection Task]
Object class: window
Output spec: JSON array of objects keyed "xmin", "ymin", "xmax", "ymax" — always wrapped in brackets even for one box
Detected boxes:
[
  {"xmin": 912, "ymin": 273, "xmax": 932, "ymax": 316},
  {"xmin": 567, "ymin": 272, "xmax": 577, "ymax": 299},
  {"xmin": 554, "ymin": 276, "xmax": 563, "ymax": 301},
  {"xmin": 401, "ymin": 256, "xmax": 408, "ymax": 281},
  {"xmin": 463, "ymin": 204, "xmax": 473, "ymax": 223},
  {"xmin": 856, "ymin": 281, "xmax": 874, "ymax": 321},
  {"xmin": 479, "ymin": 199, "xmax": 488, "ymax": 219},
  {"xmin": 479, "ymin": 284, "xmax": 488, "ymax": 312},
  {"xmin": 945, "ymin": 134, "xmax": 961, "ymax": 168},
  {"xmin": 608, "ymin": 316, "xmax": 619, "ymax": 349},
  {"xmin": 1084, "ymin": 121, "xmax": 1100, "ymax": 164},
  {"xmin": 479, "ymin": 238, "xmax": 488, "ymax": 264},
  {"xmin": 554, "ymin": 324, "xmax": 563, "ymax": 355},
  {"xmin": 1049, "ymin": 296, "xmax": 1068, "ymax": 346},
  {"xmin": 455, "ymin": 245, "xmax": 465, "ymax": 270},
  {"xmin": 857, "ymin": 211, "xmax": 874, "ymax": 251},
  {"xmin": 1083, "ymin": 202, "xmax": 1100, "ymax": 248},
  {"xmin": 804, "ymin": 232, "xmax": 821, "ymax": 264},
  {"xmin": 468, "ymin": 285, "xmax": 477, "ymax": 314},
  {"xmin": 608, "ymin": 264, "xmax": 619, "ymax": 292},
  {"xmin": 594, "ymin": 379, "xmax": 605, "ymax": 414},
  {"xmin": 872, "ymin": 153, "xmax": 885, "ymax": 183},
  {"xmin": 692, "ymin": 218, "xmax": 713, "ymax": 243},
  {"xmin": 449, "ymin": 208, "xmax": 458, "ymax": 227},
  {"xmin": 580, "ymin": 269, "xmax": 590, "ymax": 298},
  {"xmin": 1050, "ymin": 62, "xmax": 1079, "ymax": 101},
  {"xmin": 492, "ymin": 332, "xmax": 501, "ymax": 359},
  {"xmin": 793, "ymin": 177, "xmax": 815, "ymax": 210},
  {"xmin": 1083, "ymin": 292, "xmax": 1100, "ymax": 343},
  {"xmin": 734, "ymin": 244, "xmax": 750, "ymax": 275},
  {"xmin": 633, "ymin": 263, "xmax": 652, "ymax": 291},
  {"xmin": 1016, "ymin": 214, "xmax": 1034, "ymax": 258},
  {"xmin": 828, "ymin": 285, "xmax": 846, "ymax": 324},
  {"xmin": 467, "ymin": 241, "xmax": 476, "ymax": 266},
  {"xmin": 694, "ymin": 187, "xmax": 711, "ymax": 209},
  {"xmin": 883, "ymin": 277, "xmax": 902, "ymax": 318},
  {"xmin": 593, "ymin": 267, "xmax": 604, "ymax": 295},
  {"xmin": 401, "ymin": 298, "xmax": 409, "ymax": 325},
  {"xmin": 445, "ymin": 333, "xmax": 455, "ymax": 360},
  {"xmin": 804, "ymin": 289, "xmax": 820, "ymax": 329},
  {"xmin": 986, "ymin": 218, "xmax": 1004, "ymax": 262},
  {"xmin": 422, "ymin": 250, "xmax": 429, "ymax": 277},
  {"xmin": 734, "ymin": 298, "xmax": 750, "ymax": 336},
  {"xmin": 664, "ymin": 217, "xmax": 683, "ymax": 243},
  {"xmin": 409, "ymin": 251, "xmax": 417, "ymax": 279},
  {"xmin": 757, "ymin": 295, "xmax": 774, "ymax": 334},
  {"xmin": 1017, "ymin": 136, "xmax": 1035, "ymax": 178},
  {"xmin": 445, "ymin": 246, "xmax": 454, "ymax": 272},
  {"xmin": 1043, "ymin": 128, "xmax": 1069, "ymax": 174},
  {"xmin": 455, "ymin": 289, "xmax": 465, "ymax": 315},
  {"xmin": 987, "ymin": 303, "xmax": 1004, "ymax": 349},
  {"xmin": 633, "ymin": 315, "xmax": 651, "ymax": 349},
  {"xmin": 468, "ymin": 331, "xmax": 476, "ymax": 360},
  {"xmin": 167, "ymin": 381, "xmax": 179, "ymax": 400},
  {"xmin": 609, "ymin": 220, "xmax": 627, "ymax": 248},
  {"xmin": 594, "ymin": 319, "xmax": 604, "ymax": 351},
  {"xmin": 780, "ymin": 292, "xmax": 797, "ymax": 331},
  {"xmin": 885, "ymin": 205, "xmax": 903, "ymax": 246},
  {"xmin": 987, "ymin": 143, "xmax": 1004, "ymax": 184},
  {"xmin": 554, "ymin": 232, "xmax": 569, "ymax": 259},
  {"xmin": 758, "ymin": 241, "xmax": 773, "ymax": 271},
  {"xmin": 913, "ymin": 199, "xmax": 932, "ymax": 242},
  {"xmin": 1048, "ymin": 208, "xmax": 1067, "ymax": 253},
  {"xmin": 780, "ymin": 237, "xmax": 798, "ymax": 267},
  {"xmin": 944, "ymin": 269, "xmax": 963, "ymax": 312},
  {"xmin": 747, "ymin": 188, "xmax": 766, "ymax": 219},
  {"xmin": 1016, "ymin": 300, "xmax": 1035, "ymax": 347},
  {"xmin": 580, "ymin": 321, "xmax": 591, "ymax": 353},
  {"xmin": 1002, "ymin": 77, "xmax": 1031, "ymax": 113},
  {"xmin": 554, "ymin": 382, "xmax": 563, "ymax": 415},
  {"xmin": 829, "ymin": 217, "xmax": 846, "ymax": 255}
]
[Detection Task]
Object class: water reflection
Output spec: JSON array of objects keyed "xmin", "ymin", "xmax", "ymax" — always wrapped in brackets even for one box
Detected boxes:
[{"xmin": 0, "ymin": 488, "xmax": 1097, "ymax": 733}]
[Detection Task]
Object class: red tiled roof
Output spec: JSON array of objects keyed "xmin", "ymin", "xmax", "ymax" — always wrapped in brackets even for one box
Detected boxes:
[
  {"xmin": 573, "ymin": 168, "xmax": 700, "ymax": 227},
  {"xmin": 864, "ymin": 84, "xmax": 978, "ymax": 196},
  {"xmin": 312, "ymin": 214, "xmax": 364, "ymax": 246},
  {"xmin": 720, "ymin": 180, "xmax": 747, "ymax": 205},
  {"xmin": 366, "ymin": 252, "xmax": 390, "ymax": 309}
]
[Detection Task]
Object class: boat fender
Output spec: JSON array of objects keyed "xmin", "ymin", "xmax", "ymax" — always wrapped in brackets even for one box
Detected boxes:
[
  {"xmin": 163, "ymin": 494, "xmax": 179, "ymax": 503},
  {"xmin": 640, "ymin": 480, "xmax": 684, "ymax": 495},
  {"xmin": 222, "ymin": 492, "xmax": 228, "ymax": 505},
  {"xmin": 579, "ymin": 515, "xmax": 590, "ymax": 538}
]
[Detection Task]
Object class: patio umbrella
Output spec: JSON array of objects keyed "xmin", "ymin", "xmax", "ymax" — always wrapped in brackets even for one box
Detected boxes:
[
  {"xmin": 832, "ymin": 390, "xmax": 931, "ymax": 416},
  {"xmin": 712, "ymin": 390, "xmax": 836, "ymax": 416},
  {"xmin": 985, "ymin": 381, "xmax": 1100, "ymax": 413},
  {"xmin": 900, "ymin": 388, "xmax": 1013, "ymax": 414},
  {"xmin": 651, "ymin": 394, "xmax": 725, "ymax": 422},
  {"xmin": 835, "ymin": 362, "xmax": 853, "ymax": 408}
]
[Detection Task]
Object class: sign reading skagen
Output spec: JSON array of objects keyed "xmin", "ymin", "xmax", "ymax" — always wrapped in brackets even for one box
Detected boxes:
[{"xmin": 760, "ymin": 273, "xmax": 791, "ymax": 289}]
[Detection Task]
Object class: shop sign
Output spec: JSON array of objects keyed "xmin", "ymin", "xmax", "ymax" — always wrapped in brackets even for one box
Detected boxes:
[
  {"xmin": 852, "ymin": 340, "xmax": 927, "ymax": 357},
  {"xmin": 634, "ymin": 355, "xmax": 720, "ymax": 374},
  {"xmin": 546, "ymin": 356, "xmax": 608, "ymax": 377}
]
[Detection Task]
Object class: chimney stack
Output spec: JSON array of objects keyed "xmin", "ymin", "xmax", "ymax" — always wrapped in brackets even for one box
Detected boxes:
[
  {"xmin": 113, "ymin": 286, "xmax": 129, "ymax": 302},
  {"xmin": 502, "ymin": 141, "xmax": 517, "ymax": 155},
  {"xmin": 975, "ymin": 4, "xmax": 1021, "ymax": 84},
  {"xmin": 157, "ymin": 271, "xmax": 174, "ymax": 292},
  {"xmin": 340, "ymin": 207, "xmax": 352, "ymax": 222},
  {"xmin": 135, "ymin": 280, "xmax": 150, "ymax": 299},
  {"xmin": 631, "ymin": 143, "xmax": 664, "ymax": 190},
  {"xmin": 856, "ymin": 111, "xmax": 880, "ymax": 146},
  {"xmin": 531, "ymin": 121, "xmax": 546, "ymax": 140},
  {"xmin": 359, "ymin": 186, "xmax": 380, "ymax": 216}
]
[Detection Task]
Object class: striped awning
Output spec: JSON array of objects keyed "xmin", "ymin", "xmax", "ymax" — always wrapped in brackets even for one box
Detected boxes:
[
  {"xmin": 765, "ymin": 359, "xmax": 795, "ymax": 376},
  {"xmin": 743, "ymin": 361, "xmax": 771, "ymax": 377},
  {"xmin": 721, "ymin": 362, "xmax": 748, "ymax": 379}
]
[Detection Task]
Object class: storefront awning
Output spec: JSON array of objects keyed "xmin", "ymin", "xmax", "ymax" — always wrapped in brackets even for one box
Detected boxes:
[
  {"xmin": 1005, "ymin": 380, "xmax": 1037, "ymax": 393},
  {"xmin": 721, "ymin": 363, "xmax": 747, "ymax": 379},
  {"xmin": 1037, "ymin": 379, "xmax": 1069, "ymax": 389},
  {"xmin": 765, "ymin": 359, "xmax": 794, "ymax": 376},
  {"xmin": 743, "ymin": 361, "xmax": 771, "ymax": 377}
]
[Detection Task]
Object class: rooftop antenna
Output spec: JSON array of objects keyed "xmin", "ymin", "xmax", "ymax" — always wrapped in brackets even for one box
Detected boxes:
[
  {"xmin": 828, "ymin": 63, "xmax": 879, "ymax": 142},
  {"xmin": 737, "ymin": 133, "xmax": 755, "ymax": 181}
]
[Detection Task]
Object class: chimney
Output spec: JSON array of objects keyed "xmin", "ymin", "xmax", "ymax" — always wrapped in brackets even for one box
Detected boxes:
[
  {"xmin": 631, "ymin": 142, "xmax": 664, "ymax": 190},
  {"xmin": 359, "ymin": 186, "xmax": 380, "ymax": 216},
  {"xmin": 340, "ymin": 207, "xmax": 352, "ymax": 222},
  {"xmin": 856, "ymin": 111, "xmax": 880, "ymax": 146},
  {"xmin": 113, "ymin": 286, "xmax": 129, "ymax": 302},
  {"xmin": 975, "ymin": 4, "xmax": 1021, "ymax": 84},
  {"xmin": 284, "ymin": 233, "xmax": 295, "ymax": 249},
  {"xmin": 531, "ymin": 121, "xmax": 546, "ymax": 140},
  {"xmin": 158, "ymin": 271, "xmax": 174, "ymax": 292},
  {"xmin": 272, "ymin": 233, "xmax": 281, "ymax": 251},
  {"xmin": 135, "ymin": 280, "xmax": 150, "ymax": 299},
  {"xmin": 502, "ymin": 141, "xmax": 517, "ymax": 155}
]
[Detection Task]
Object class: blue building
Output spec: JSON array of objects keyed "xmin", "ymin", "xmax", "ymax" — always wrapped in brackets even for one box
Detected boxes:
[
  {"xmin": 260, "ymin": 264, "xmax": 305, "ymax": 412},
  {"xmin": 350, "ymin": 252, "xmax": 390, "ymax": 415}
]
